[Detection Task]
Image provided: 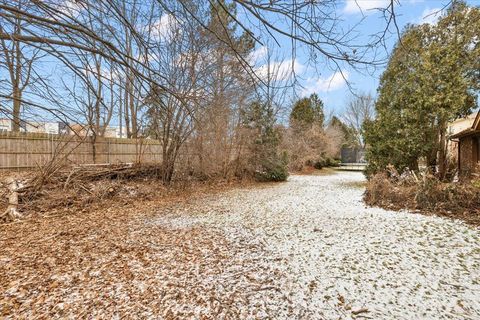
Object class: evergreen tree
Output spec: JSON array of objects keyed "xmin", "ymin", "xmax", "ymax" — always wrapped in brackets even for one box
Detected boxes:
[
  {"xmin": 364, "ymin": 2, "xmax": 480, "ymax": 177},
  {"xmin": 290, "ymin": 93, "xmax": 325, "ymax": 129},
  {"xmin": 242, "ymin": 100, "xmax": 288, "ymax": 181}
]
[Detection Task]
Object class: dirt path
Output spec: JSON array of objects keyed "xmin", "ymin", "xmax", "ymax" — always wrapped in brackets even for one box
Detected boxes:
[{"xmin": 2, "ymin": 172, "xmax": 480, "ymax": 319}]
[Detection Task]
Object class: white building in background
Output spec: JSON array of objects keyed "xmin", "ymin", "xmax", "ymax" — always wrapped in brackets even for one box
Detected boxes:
[
  {"xmin": 0, "ymin": 118, "xmax": 12, "ymax": 132},
  {"xmin": 23, "ymin": 121, "xmax": 42, "ymax": 133},
  {"xmin": 447, "ymin": 112, "xmax": 478, "ymax": 161},
  {"xmin": 0, "ymin": 118, "xmax": 130, "ymax": 138},
  {"xmin": 24, "ymin": 121, "xmax": 59, "ymax": 134},
  {"xmin": 44, "ymin": 122, "xmax": 59, "ymax": 134},
  {"xmin": 104, "ymin": 126, "xmax": 118, "ymax": 138},
  {"xmin": 116, "ymin": 127, "xmax": 128, "ymax": 138},
  {"xmin": 102, "ymin": 126, "xmax": 128, "ymax": 138}
]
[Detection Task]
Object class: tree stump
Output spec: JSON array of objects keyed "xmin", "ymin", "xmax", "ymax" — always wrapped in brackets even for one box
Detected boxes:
[{"xmin": 2, "ymin": 178, "xmax": 22, "ymax": 222}]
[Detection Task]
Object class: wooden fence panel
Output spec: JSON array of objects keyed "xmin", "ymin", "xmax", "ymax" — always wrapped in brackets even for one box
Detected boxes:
[{"xmin": 0, "ymin": 131, "xmax": 163, "ymax": 169}]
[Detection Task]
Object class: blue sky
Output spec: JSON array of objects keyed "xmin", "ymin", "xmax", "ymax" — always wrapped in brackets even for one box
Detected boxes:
[
  {"xmin": 247, "ymin": 0, "xmax": 480, "ymax": 117},
  {"xmin": 3, "ymin": 0, "xmax": 478, "ymax": 125}
]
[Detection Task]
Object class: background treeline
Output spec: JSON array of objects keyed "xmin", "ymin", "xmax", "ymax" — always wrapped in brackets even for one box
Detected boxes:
[{"xmin": 1, "ymin": 0, "xmax": 370, "ymax": 184}]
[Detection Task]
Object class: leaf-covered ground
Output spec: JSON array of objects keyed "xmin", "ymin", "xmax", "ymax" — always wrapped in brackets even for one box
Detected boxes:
[{"xmin": 2, "ymin": 172, "xmax": 480, "ymax": 319}]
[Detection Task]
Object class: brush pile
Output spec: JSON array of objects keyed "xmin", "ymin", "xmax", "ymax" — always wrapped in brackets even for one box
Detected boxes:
[
  {"xmin": 364, "ymin": 165, "xmax": 480, "ymax": 226},
  {"xmin": 0, "ymin": 162, "xmax": 164, "ymax": 222}
]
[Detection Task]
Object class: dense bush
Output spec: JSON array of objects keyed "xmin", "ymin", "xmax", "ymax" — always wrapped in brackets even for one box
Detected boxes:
[
  {"xmin": 242, "ymin": 101, "xmax": 289, "ymax": 182},
  {"xmin": 365, "ymin": 168, "xmax": 480, "ymax": 225},
  {"xmin": 255, "ymin": 157, "xmax": 289, "ymax": 182},
  {"xmin": 313, "ymin": 157, "xmax": 340, "ymax": 170},
  {"xmin": 313, "ymin": 160, "xmax": 323, "ymax": 170},
  {"xmin": 254, "ymin": 151, "xmax": 289, "ymax": 182},
  {"xmin": 364, "ymin": 171, "xmax": 415, "ymax": 208}
]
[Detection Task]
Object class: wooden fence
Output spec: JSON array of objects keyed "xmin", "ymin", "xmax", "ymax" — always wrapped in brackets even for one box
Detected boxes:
[{"xmin": 0, "ymin": 131, "xmax": 163, "ymax": 169}]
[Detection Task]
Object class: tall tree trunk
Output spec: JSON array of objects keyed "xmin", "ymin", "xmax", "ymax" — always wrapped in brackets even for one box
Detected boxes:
[
  {"xmin": 129, "ymin": 90, "xmax": 137, "ymax": 138},
  {"xmin": 124, "ymin": 83, "xmax": 131, "ymax": 138},
  {"xmin": 161, "ymin": 148, "xmax": 176, "ymax": 185},
  {"xmin": 12, "ymin": 86, "xmax": 21, "ymax": 132},
  {"xmin": 438, "ymin": 120, "xmax": 447, "ymax": 180},
  {"xmin": 91, "ymin": 133, "xmax": 97, "ymax": 163},
  {"xmin": 12, "ymin": 27, "xmax": 22, "ymax": 132}
]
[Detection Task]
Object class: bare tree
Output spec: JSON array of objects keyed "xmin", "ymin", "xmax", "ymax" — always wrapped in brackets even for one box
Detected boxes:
[
  {"xmin": 189, "ymin": 1, "xmax": 256, "ymax": 179},
  {"xmin": 0, "ymin": 0, "xmax": 43, "ymax": 131},
  {"xmin": 342, "ymin": 93, "xmax": 375, "ymax": 148},
  {"xmin": 0, "ymin": 0, "xmax": 402, "ymax": 97},
  {"xmin": 144, "ymin": 9, "xmax": 206, "ymax": 183}
]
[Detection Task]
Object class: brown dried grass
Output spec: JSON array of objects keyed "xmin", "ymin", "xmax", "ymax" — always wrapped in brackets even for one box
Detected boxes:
[
  {"xmin": 365, "ymin": 171, "xmax": 480, "ymax": 226},
  {"xmin": 0, "ymin": 163, "xmax": 256, "ymax": 223}
]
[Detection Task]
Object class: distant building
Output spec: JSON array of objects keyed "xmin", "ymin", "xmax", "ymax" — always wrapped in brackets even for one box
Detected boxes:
[
  {"xmin": 23, "ymin": 121, "xmax": 59, "ymax": 134},
  {"xmin": 447, "ymin": 113, "xmax": 477, "ymax": 160},
  {"xmin": 0, "ymin": 118, "xmax": 129, "ymax": 139},
  {"xmin": 69, "ymin": 124, "xmax": 91, "ymax": 137},
  {"xmin": 24, "ymin": 121, "xmax": 43, "ymax": 133},
  {"xmin": 44, "ymin": 122, "xmax": 59, "ymax": 134},
  {"xmin": 341, "ymin": 147, "xmax": 365, "ymax": 163},
  {"xmin": 104, "ymin": 126, "xmax": 128, "ymax": 138},
  {"xmin": 103, "ymin": 126, "xmax": 126, "ymax": 138},
  {"xmin": 450, "ymin": 111, "xmax": 480, "ymax": 178},
  {"xmin": 0, "ymin": 118, "xmax": 12, "ymax": 132},
  {"xmin": 104, "ymin": 126, "xmax": 118, "ymax": 138},
  {"xmin": 448, "ymin": 113, "xmax": 477, "ymax": 136},
  {"xmin": 116, "ymin": 127, "xmax": 128, "ymax": 138},
  {"xmin": 59, "ymin": 122, "xmax": 69, "ymax": 135}
]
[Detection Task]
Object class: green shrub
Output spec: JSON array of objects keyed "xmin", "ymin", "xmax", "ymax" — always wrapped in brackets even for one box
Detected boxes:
[
  {"xmin": 255, "ymin": 152, "xmax": 289, "ymax": 182},
  {"xmin": 313, "ymin": 161, "xmax": 323, "ymax": 170},
  {"xmin": 312, "ymin": 157, "xmax": 340, "ymax": 170},
  {"xmin": 326, "ymin": 157, "xmax": 340, "ymax": 167},
  {"xmin": 256, "ymin": 164, "xmax": 288, "ymax": 182}
]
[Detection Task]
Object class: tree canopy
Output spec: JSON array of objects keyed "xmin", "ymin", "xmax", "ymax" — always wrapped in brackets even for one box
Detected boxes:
[
  {"xmin": 290, "ymin": 94, "xmax": 325, "ymax": 129},
  {"xmin": 364, "ymin": 1, "xmax": 480, "ymax": 177}
]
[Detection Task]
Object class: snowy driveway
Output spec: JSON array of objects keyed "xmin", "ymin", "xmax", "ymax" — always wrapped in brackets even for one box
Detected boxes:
[{"xmin": 154, "ymin": 171, "xmax": 480, "ymax": 319}]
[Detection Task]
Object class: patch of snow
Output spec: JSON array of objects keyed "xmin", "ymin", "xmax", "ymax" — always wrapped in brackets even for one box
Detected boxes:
[{"xmin": 151, "ymin": 171, "xmax": 480, "ymax": 319}]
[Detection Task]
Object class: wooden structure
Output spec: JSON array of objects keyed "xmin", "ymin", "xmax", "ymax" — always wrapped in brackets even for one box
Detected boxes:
[
  {"xmin": 450, "ymin": 111, "xmax": 480, "ymax": 178},
  {"xmin": 0, "ymin": 131, "xmax": 162, "ymax": 169},
  {"xmin": 337, "ymin": 163, "xmax": 366, "ymax": 171},
  {"xmin": 340, "ymin": 147, "xmax": 366, "ymax": 163}
]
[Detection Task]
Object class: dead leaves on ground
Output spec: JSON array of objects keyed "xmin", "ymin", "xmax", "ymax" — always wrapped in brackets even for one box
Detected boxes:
[{"xmin": 1, "ymin": 183, "xmax": 290, "ymax": 319}]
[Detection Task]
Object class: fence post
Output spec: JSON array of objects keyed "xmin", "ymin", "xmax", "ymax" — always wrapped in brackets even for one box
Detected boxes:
[{"xmin": 51, "ymin": 134, "xmax": 54, "ymax": 163}]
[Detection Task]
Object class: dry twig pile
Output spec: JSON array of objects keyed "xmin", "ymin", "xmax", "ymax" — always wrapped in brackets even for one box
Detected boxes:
[
  {"xmin": 364, "ymin": 166, "xmax": 480, "ymax": 226},
  {"xmin": 0, "ymin": 163, "xmax": 164, "ymax": 222}
]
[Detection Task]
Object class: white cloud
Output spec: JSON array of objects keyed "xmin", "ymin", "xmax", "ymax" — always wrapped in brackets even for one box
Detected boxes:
[
  {"xmin": 255, "ymin": 58, "xmax": 306, "ymax": 81},
  {"xmin": 59, "ymin": 0, "xmax": 86, "ymax": 18},
  {"xmin": 248, "ymin": 46, "xmax": 268, "ymax": 64},
  {"xmin": 150, "ymin": 14, "xmax": 178, "ymax": 40},
  {"xmin": 418, "ymin": 7, "xmax": 442, "ymax": 25},
  {"xmin": 82, "ymin": 64, "xmax": 119, "ymax": 81},
  {"xmin": 343, "ymin": 0, "xmax": 390, "ymax": 15},
  {"xmin": 302, "ymin": 71, "xmax": 349, "ymax": 95}
]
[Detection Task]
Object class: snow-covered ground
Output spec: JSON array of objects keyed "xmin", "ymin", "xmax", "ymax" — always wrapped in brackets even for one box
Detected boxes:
[
  {"xmin": 2, "ymin": 171, "xmax": 479, "ymax": 319},
  {"xmin": 152, "ymin": 171, "xmax": 480, "ymax": 319}
]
